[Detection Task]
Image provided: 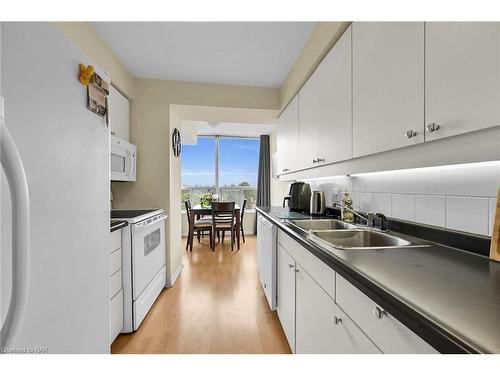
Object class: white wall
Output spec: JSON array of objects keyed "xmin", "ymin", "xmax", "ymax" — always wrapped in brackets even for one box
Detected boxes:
[{"xmin": 305, "ymin": 161, "xmax": 499, "ymax": 236}]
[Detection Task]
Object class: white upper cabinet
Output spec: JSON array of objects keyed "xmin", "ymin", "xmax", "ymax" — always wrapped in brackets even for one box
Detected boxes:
[
  {"xmin": 352, "ymin": 22, "xmax": 425, "ymax": 158},
  {"xmin": 298, "ymin": 26, "xmax": 352, "ymax": 169},
  {"xmin": 276, "ymin": 111, "xmax": 287, "ymax": 174},
  {"xmin": 425, "ymin": 22, "xmax": 500, "ymax": 141},
  {"xmin": 284, "ymin": 94, "xmax": 299, "ymax": 172},
  {"xmin": 276, "ymin": 94, "xmax": 298, "ymax": 174},
  {"xmin": 109, "ymin": 85, "xmax": 130, "ymax": 141}
]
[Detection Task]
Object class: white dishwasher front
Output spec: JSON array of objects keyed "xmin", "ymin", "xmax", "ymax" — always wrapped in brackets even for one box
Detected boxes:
[{"xmin": 256, "ymin": 213, "xmax": 277, "ymax": 310}]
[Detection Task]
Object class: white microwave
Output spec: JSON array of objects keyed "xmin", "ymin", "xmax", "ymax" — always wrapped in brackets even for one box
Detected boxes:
[{"xmin": 111, "ymin": 135, "xmax": 137, "ymax": 181}]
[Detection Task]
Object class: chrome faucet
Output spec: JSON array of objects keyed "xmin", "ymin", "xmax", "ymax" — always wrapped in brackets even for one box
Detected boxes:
[
  {"xmin": 332, "ymin": 201, "xmax": 371, "ymax": 225},
  {"xmin": 332, "ymin": 201, "xmax": 387, "ymax": 231}
]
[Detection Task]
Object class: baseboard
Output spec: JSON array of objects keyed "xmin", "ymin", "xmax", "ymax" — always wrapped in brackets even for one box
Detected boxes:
[{"xmin": 166, "ymin": 261, "xmax": 184, "ymax": 287}]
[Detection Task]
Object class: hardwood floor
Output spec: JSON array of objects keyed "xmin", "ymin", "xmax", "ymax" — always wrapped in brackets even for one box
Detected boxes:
[{"xmin": 111, "ymin": 235, "xmax": 291, "ymax": 354}]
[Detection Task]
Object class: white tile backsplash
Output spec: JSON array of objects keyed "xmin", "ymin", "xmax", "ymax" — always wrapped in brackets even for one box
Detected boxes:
[
  {"xmin": 466, "ymin": 163, "xmax": 500, "ymax": 197},
  {"xmin": 372, "ymin": 193, "xmax": 392, "ymax": 214},
  {"xmin": 358, "ymin": 192, "xmax": 374, "ymax": 211},
  {"xmin": 403, "ymin": 170, "xmax": 430, "ymax": 194},
  {"xmin": 351, "ymin": 176, "xmax": 367, "ymax": 192},
  {"xmin": 446, "ymin": 196, "xmax": 489, "ymax": 235},
  {"xmin": 382, "ymin": 173, "xmax": 404, "ymax": 193},
  {"xmin": 365, "ymin": 175, "xmax": 383, "ymax": 193},
  {"xmin": 429, "ymin": 168, "xmax": 466, "ymax": 196},
  {"xmin": 415, "ymin": 195, "xmax": 446, "ymax": 227},
  {"xmin": 304, "ymin": 161, "xmax": 499, "ymax": 236},
  {"xmin": 392, "ymin": 194, "xmax": 415, "ymax": 221}
]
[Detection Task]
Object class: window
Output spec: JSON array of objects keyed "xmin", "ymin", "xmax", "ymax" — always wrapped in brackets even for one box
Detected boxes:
[{"xmin": 181, "ymin": 136, "xmax": 259, "ymax": 209}]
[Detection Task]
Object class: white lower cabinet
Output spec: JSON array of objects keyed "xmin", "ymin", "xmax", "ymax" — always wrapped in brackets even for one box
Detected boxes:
[
  {"xmin": 274, "ymin": 229, "xmax": 437, "ymax": 354},
  {"xmin": 333, "ymin": 303, "xmax": 381, "ymax": 354},
  {"xmin": 336, "ymin": 274, "xmax": 437, "ymax": 354},
  {"xmin": 277, "ymin": 244, "xmax": 296, "ymax": 352},
  {"xmin": 295, "ymin": 264, "xmax": 335, "ymax": 354}
]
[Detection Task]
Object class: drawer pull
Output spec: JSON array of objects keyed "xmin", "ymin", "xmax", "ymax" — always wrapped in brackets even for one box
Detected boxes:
[
  {"xmin": 372, "ymin": 306, "xmax": 387, "ymax": 319},
  {"xmin": 333, "ymin": 316, "xmax": 342, "ymax": 325}
]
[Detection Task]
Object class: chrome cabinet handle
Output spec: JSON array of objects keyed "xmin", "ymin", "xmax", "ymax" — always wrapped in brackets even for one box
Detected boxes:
[
  {"xmin": 426, "ymin": 123, "xmax": 440, "ymax": 132},
  {"xmin": 333, "ymin": 316, "xmax": 342, "ymax": 325},
  {"xmin": 405, "ymin": 130, "xmax": 417, "ymax": 139},
  {"xmin": 372, "ymin": 306, "xmax": 387, "ymax": 319},
  {"xmin": 288, "ymin": 263, "xmax": 295, "ymax": 268},
  {"xmin": 312, "ymin": 159, "xmax": 318, "ymax": 164},
  {"xmin": 317, "ymin": 158, "xmax": 325, "ymax": 163},
  {"xmin": 294, "ymin": 268, "xmax": 300, "ymax": 273}
]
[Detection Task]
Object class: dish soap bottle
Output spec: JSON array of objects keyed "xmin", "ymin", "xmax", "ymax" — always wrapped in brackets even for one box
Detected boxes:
[{"xmin": 342, "ymin": 192, "xmax": 354, "ymax": 223}]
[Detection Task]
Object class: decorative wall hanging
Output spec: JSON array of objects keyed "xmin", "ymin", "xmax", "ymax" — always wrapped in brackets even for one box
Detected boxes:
[{"xmin": 172, "ymin": 128, "xmax": 181, "ymax": 157}]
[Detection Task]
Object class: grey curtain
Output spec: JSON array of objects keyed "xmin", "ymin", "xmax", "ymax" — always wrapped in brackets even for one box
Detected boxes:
[
  {"xmin": 255, "ymin": 135, "xmax": 270, "ymax": 234},
  {"xmin": 256, "ymin": 135, "xmax": 271, "ymax": 207}
]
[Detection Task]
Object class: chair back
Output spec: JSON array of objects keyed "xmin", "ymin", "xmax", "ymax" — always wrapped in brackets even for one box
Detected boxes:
[
  {"xmin": 240, "ymin": 199, "xmax": 247, "ymax": 221},
  {"xmin": 211, "ymin": 201, "xmax": 235, "ymax": 227},
  {"xmin": 185, "ymin": 200, "xmax": 192, "ymax": 224}
]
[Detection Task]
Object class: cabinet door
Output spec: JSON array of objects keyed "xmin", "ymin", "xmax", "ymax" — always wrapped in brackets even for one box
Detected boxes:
[
  {"xmin": 284, "ymin": 94, "xmax": 299, "ymax": 172},
  {"xmin": 276, "ymin": 111, "xmax": 287, "ymax": 174},
  {"xmin": 277, "ymin": 244, "xmax": 296, "ymax": 352},
  {"xmin": 333, "ymin": 303, "xmax": 382, "ymax": 354},
  {"xmin": 352, "ymin": 22, "xmax": 424, "ymax": 158},
  {"xmin": 295, "ymin": 264, "xmax": 335, "ymax": 354},
  {"xmin": 317, "ymin": 26, "xmax": 352, "ymax": 165},
  {"xmin": 425, "ymin": 22, "xmax": 500, "ymax": 141},
  {"xmin": 109, "ymin": 86, "xmax": 130, "ymax": 141},
  {"xmin": 298, "ymin": 69, "xmax": 320, "ymax": 170}
]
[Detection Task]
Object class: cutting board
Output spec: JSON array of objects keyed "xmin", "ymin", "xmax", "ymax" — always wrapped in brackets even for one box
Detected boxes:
[{"xmin": 490, "ymin": 189, "xmax": 500, "ymax": 262}]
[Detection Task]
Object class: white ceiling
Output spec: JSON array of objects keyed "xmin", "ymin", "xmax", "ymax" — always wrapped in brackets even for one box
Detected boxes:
[
  {"xmin": 91, "ymin": 22, "xmax": 315, "ymax": 87},
  {"xmin": 181, "ymin": 121, "xmax": 275, "ymax": 144}
]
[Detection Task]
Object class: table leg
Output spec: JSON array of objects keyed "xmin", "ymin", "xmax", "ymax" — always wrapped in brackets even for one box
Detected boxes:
[
  {"xmin": 189, "ymin": 210, "xmax": 195, "ymax": 251},
  {"xmin": 236, "ymin": 209, "xmax": 240, "ymax": 250}
]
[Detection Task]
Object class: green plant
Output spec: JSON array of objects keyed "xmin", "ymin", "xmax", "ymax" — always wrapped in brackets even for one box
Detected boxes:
[{"xmin": 200, "ymin": 190, "xmax": 212, "ymax": 207}]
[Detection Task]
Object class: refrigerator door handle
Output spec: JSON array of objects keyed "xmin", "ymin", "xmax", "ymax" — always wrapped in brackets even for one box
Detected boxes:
[{"xmin": 0, "ymin": 122, "xmax": 30, "ymax": 348}]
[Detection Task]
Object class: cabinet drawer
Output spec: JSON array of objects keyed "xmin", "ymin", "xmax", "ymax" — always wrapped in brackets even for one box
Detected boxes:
[
  {"xmin": 110, "ymin": 269, "xmax": 122, "ymax": 299},
  {"xmin": 110, "ymin": 230, "xmax": 122, "ymax": 253},
  {"xmin": 110, "ymin": 289, "xmax": 123, "ymax": 344},
  {"xmin": 336, "ymin": 274, "xmax": 437, "ymax": 353},
  {"xmin": 278, "ymin": 230, "xmax": 335, "ymax": 299},
  {"xmin": 109, "ymin": 248, "xmax": 122, "ymax": 276}
]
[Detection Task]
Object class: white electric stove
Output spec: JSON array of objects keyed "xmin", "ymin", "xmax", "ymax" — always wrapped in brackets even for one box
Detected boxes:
[{"xmin": 111, "ymin": 209, "xmax": 167, "ymax": 332}]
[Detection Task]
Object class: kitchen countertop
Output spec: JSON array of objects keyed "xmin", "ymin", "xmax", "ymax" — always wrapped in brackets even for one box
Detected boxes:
[
  {"xmin": 256, "ymin": 206, "xmax": 500, "ymax": 354},
  {"xmin": 110, "ymin": 220, "xmax": 128, "ymax": 232}
]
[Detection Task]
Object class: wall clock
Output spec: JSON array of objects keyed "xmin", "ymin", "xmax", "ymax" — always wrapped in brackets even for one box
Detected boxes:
[{"xmin": 172, "ymin": 128, "xmax": 181, "ymax": 157}]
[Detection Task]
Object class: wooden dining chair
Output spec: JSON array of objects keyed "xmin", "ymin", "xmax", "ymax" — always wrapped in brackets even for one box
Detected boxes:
[
  {"xmin": 185, "ymin": 200, "xmax": 213, "ymax": 251},
  {"xmin": 233, "ymin": 199, "xmax": 246, "ymax": 244},
  {"xmin": 211, "ymin": 201, "xmax": 236, "ymax": 251}
]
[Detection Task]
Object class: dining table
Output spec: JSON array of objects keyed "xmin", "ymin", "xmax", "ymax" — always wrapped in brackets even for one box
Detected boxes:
[{"xmin": 189, "ymin": 203, "xmax": 241, "ymax": 251}]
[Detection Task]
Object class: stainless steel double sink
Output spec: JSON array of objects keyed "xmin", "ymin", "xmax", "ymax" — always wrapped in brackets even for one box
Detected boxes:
[{"xmin": 289, "ymin": 219, "xmax": 430, "ymax": 250}]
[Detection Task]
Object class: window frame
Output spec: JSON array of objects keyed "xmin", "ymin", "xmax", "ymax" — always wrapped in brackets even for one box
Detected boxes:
[{"xmin": 181, "ymin": 135, "xmax": 259, "ymax": 209}]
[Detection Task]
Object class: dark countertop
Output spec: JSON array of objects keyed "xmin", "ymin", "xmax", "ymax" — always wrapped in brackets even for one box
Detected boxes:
[
  {"xmin": 110, "ymin": 220, "xmax": 128, "ymax": 232},
  {"xmin": 256, "ymin": 206, "xmax": 500, "ymax": 354}
]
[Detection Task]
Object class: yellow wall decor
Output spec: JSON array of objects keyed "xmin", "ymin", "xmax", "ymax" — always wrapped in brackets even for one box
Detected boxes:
[{"xmin": 79, "ymin": 64, "xmax": 95, "ymax": 86}]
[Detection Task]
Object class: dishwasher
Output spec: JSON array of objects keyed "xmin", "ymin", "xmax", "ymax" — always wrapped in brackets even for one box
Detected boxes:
[{"xmin": 256, "ymin": 213, "xmax": 277, "ymax": 310}]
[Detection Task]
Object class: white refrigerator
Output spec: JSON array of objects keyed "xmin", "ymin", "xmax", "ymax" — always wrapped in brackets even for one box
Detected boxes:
[{"xmin": 1, "ymin": 23, "xmax": 110, "ymax": 353}]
